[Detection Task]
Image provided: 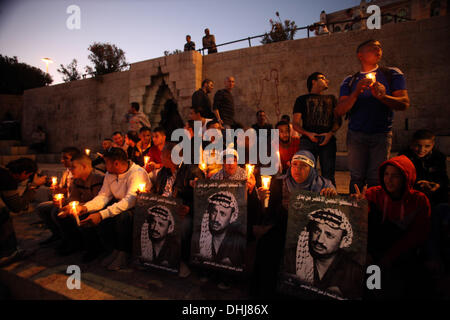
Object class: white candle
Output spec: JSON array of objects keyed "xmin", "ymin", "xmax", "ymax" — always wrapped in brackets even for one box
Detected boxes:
[
  {"xmin": 54, "ymin": 193, "xmax": 64, "ymax": 209},
  {"xmin": 261, "ymin": 176, "xmax": 272, "ymax": 208},
  {"xmin": 70, "ymin": 201, "xmax": 80, "ymax": 226}
]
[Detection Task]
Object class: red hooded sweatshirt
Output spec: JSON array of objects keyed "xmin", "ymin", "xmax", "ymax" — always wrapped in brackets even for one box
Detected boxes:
[{"xmin": 366, "ymin": 155, "xmax": 431, "ymax": 263}]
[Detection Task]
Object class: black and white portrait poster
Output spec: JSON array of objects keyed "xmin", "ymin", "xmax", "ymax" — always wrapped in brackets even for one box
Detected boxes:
[
  {"xmin": 133, "ymin": 194, "xmax": 182, "ymax": 274},
  {"xmin": 278, "ymin": 189, "xmax": 368, "ymax": 300},
  {"xmin": 191, "ymin": 180, "xmax": 247, "ymax": 273}
]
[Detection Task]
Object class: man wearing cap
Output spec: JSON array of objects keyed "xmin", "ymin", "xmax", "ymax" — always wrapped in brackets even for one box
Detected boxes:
[
  {"xmin": 197, "ymin": 191, "xmax": 245, "ymax": 267},
  {"xmin": 288, "ymin": 208, "xmax": 364, "ymax": 299},
  {"xmin": 140, "ymin": 205, "xmax": 180, "ymax": 269}
]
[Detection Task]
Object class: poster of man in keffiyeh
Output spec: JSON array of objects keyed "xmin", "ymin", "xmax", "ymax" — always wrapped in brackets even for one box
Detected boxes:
[
  {"xmin": 278, "ymin": 189, "xmax": 368, "ymax": 300},
  {"xmin": 133, "ymin": 194, "xmax": 181, "ymax": 274},
  {"xmin": 191, "ymin": 180, "xmax": 247, "ymax": 273}
]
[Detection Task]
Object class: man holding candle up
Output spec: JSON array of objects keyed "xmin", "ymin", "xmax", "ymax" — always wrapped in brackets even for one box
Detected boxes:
[
  {"xmin": 76, "ymin": 148, "xmax": 151, "ymax": 270},
  {"xmin": 335, "ymin": 39, "xmax": 410, "ymax": 194}
]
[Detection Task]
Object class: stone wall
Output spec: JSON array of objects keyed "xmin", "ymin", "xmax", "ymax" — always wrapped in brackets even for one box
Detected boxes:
[
  {"xmin": 203, "ymin": 15, "xmax": 450, "ymax": 152},
  {"xmin": 21, "ymin": 15, "xmax": 450, "ymax": 154},
  {"xmin": 0, "ymin": 94, "xmax": 23, "ymax": 121}
]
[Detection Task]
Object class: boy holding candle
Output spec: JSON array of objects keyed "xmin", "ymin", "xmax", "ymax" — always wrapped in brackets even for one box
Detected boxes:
[
  {"xmin": 54, "ymin": 154, "xmax": 104, "ymax": 260},
  {"xmin": 36, "ymin": 147, "xmax": 80, "ymax": 246},
  {"xmin": 335, "ymin": 39, "xmax": 410, "ymax": 194}
]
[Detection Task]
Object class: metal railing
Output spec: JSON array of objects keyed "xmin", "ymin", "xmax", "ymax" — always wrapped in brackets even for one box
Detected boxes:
[{"xmin": 197, "ymin": 13, "xmax": 414, "ymax": 55}]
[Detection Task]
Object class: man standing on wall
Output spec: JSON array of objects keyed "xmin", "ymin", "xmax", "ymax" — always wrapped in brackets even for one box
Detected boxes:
[
  {"xmin": 335, "ymin": 39, "xmax": 410, "ymax": 193},
  {"xmin": 125, "ymin": 102, "xmax": 151, "ymax": 132},
  {"xmin": 202, "ymin": 28, "xmax": 217, "ymax": 54}
]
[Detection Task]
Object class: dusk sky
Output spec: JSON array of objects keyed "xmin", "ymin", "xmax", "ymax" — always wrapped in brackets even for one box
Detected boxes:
[{"xmin": 0, "ymin": 0, "xmax": 361, "ymax": 84}]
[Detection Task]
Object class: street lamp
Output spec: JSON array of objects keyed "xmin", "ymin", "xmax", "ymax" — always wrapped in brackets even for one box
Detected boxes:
[{"xmin": 41, "ymin": 57, "xmax": 53, "ymax": 73}]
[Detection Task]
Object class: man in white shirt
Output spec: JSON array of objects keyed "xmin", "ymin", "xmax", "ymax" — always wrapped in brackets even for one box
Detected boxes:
[{"xmin": 78, "ymin": 148, "xmax": 151, "ymax": 271}]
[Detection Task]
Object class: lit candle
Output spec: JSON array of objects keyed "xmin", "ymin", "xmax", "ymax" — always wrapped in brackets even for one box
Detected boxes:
[
  {"xmin": 54, "ymin": 193, "xmax": 64, "ymax": 209},
  {"xmin": 51, "ymin": 176, "xmax": 57, "ymax": 188},
  {"xmin": 138, "ymin": 183, "xmax": 146, "ymax": 193},
  {"xmin": 261, "ymin": 176, "xmax": 272, "ymax": 208},
  {"xmin": 199, "ymin": 162, "xmax": 207, "ymax": 172},
  {"xmin": 70, "ymin": 201, "xmax": 80, "ymax": 226},
  {"xmin": 85, "ymin": 149, "xmax": 91, "ymax": 156},
  {"xmin": 245, "ymin": 164, "xmax": 254, "ymax": 179},
  {"xmin": 366, "ymin": 72, "xmax": 376, "ymax": 81},
  {"xmin": 277, "ymin": 151, "xmax": 283, "ymax": 174}
]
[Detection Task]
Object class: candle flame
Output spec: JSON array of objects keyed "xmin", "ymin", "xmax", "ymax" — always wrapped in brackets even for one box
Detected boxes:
[
  {"xmin": 199, "ymin": 162, "xmax": 207, "ymax": 171},
  {"xmin": 246, "ymin": 164, "xmax": 254, "ymax": 176},
  {"xmin": 144, "ymin": 156, "xmax": 150, "ymax": 166},
  {"xmin": 54, "ymin": 193, "xmax": 64, "ymax": 200},
  {"xmin": 138, "ymin": 183, "xmax": 146, "ymax": 192},
  {"xmin": 85, "ymin": 149, "xmax": 91, "ymax": 156},
  {"xmin": 70, "ymin": 201, "xmax": 79, "ymax": 213},
  {"xmin": 366, "ymin": 73, "xmax": 376, "ymax": 81},
  {"xmin": 261, "ymin": 176, "xmax": 272, "ymax": 189},
  {"xmin": 51, "ymin": 177, "xmax": 57, "ymax": 186}
]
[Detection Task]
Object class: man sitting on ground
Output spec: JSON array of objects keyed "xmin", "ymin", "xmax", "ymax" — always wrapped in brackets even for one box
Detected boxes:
[
  {"xmin": 54, "ymin": 154, "xmax": 104, "ymax": 261},
  {"xmin": 76, "ymin": 148, "xmax": 151, "ymax": 271}
]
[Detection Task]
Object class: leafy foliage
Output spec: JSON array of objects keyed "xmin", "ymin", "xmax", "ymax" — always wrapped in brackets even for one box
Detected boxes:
[
  {"xmin": 164, "ymin": 49, "xmax": 183, "ymax": 56},
  {"xmin": 86, "ymin": 42, "xmax": 128, "ymax": 76},
  {"xmin": 261, "ymin": 12, "xmax": 298, "ymax": 44},
  {"xmin": 0, "ymin": 55, "xmax": 53, "ymax": 94},
  {"xmin": 57, "ymin": 59, "xmax": 81, "ymax": 82}
]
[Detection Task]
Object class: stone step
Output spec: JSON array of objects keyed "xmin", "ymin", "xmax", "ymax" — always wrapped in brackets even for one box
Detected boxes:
[
  {"xmin": 0, "ymin": 140, "xmax": 20, "ymax": 149},
  {"xmin": 36, "ymin": 153, "xmax": 61, "ymax": 163},
  {"xmin": 9, "ymin": 146, "xmax": 29, "ymax": 155},
  {"xmin": 0, "ymin": 154, "xmax": 36, "ymax": 166}
]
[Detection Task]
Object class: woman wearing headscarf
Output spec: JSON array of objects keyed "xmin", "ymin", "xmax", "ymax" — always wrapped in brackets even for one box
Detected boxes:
[{"xmin": 251, "ymin": 150, "xmax": 337, "ymax": 297}]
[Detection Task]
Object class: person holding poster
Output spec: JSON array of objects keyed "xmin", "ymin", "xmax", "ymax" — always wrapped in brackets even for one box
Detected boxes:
[{"xmin": 252, "ymin": 150, "xmax": 337, "ymax": 297}]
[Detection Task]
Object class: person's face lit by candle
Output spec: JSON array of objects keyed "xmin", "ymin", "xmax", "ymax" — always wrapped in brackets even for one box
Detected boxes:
[
  {"xmin": 140, "ymin": 129, "xmax": 152, "ymax": 146},
  {"xmin": 223, "ymin": 156, "xmax": 238, "ymax": 177},
  {"xmin": 112, "ymin": 133, "xmax": 124, "ymax": 147},
  {"xmin": 291, "ymin": 160, "xmax": 311, "ymax": 184},
  {"xmin": 61, "ymin": 152, "xmax": 73, "ymax": 168}
]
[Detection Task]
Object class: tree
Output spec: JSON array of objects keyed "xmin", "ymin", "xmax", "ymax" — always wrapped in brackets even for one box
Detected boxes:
[
  {"xmin": 164, "ymin": 49, "xmax": 182, "ymax": 56},
  {"xmin": 85, "ymin": 42, "xmax": 128, "ymax": 76},
  {"xmin": 57, "ymin": 59, "xmax": 81, "ymax": 82},
  {"xmin": 261, "ymin": 12, "xmax": 298, "ymax": 44},
  {"xmin": 0, "ymin": 55, "xmax": 52, "ymax": 94}
]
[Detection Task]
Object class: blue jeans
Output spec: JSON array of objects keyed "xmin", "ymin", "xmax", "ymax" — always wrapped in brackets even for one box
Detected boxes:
[
  {"xmin": 299, "ymin": 135, "xmax": 337, "ymax": 186},
  {"xmin": 347, "ymin": 129, "xmax": 392, "ymax": 194}
]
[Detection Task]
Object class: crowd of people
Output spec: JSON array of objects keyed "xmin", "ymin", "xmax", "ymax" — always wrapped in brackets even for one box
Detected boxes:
[{"xmin": 0, "ymin": 39, "xmax": 448, "ymax": 299}]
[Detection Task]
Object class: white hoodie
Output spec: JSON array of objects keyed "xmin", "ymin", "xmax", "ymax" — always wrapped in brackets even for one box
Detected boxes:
[{"xmin": 84, "ymin": 162, "xmax": 151, "ymax": 220}]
